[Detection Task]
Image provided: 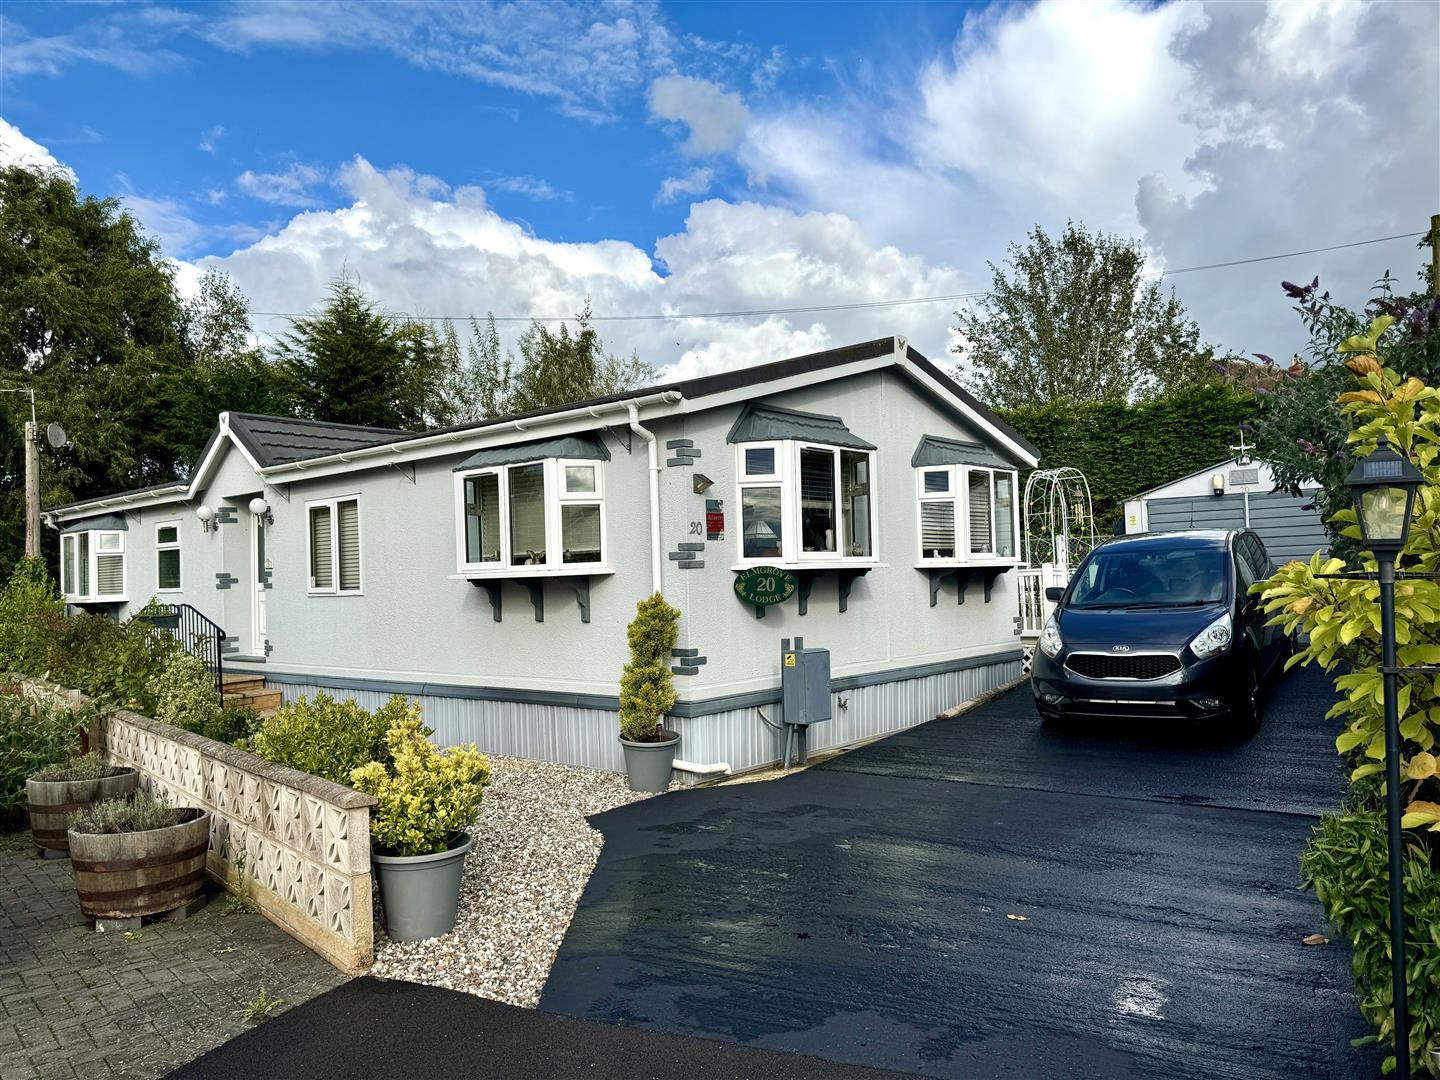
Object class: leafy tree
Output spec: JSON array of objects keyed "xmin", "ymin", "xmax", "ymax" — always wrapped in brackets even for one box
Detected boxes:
[
  {"xmin": 275, "ymin": 277, "xmax": 447, "ymax": 431},
  {"xmin": 1000, "ymin": 385, "xmax": 1256, "ymax": 530},
  {"xmin": 953, "ymin": 221, "xmax": 1215, "ymax": 408},
  {"xmin": 467, "ymin": 314, "xmax": 515, "ymax": 420},
  {"xmin": 1258, "ymin": 321, "xmax": 1440, "ymax": 1074},
  {"xmin": 170, "ymin": 269, "xmax": 301, "ymax": 466},
  {"xmin": 510, "ymin": 301, "xmax": 653, "ymax": 414},
  {"xmin": 0, "ymin": 165, "xmax": 195, "ymax": 569},
  {"xmin": 1239, "ymin": 263, "xmax": 1440, "ymax": 554}
]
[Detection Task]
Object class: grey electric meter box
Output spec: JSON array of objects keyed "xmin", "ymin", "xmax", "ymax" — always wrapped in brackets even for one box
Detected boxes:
[{"xmin": 780, "ymin": 637, "xmax": 830, "ymax": 768}]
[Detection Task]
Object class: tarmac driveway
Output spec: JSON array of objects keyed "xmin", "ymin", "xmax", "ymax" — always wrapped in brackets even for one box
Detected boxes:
[{"xmin": 539, "ymin": 665, "xmax": 1373, "ymax": 1079}]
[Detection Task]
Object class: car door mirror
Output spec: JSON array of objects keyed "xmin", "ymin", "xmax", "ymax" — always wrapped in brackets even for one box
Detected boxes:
[{"xmin": 1044, "ymin": 586, "xmax": 1065, "ymax": 602}]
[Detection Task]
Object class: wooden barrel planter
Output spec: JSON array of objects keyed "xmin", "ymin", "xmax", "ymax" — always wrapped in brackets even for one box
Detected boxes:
[
  {"xmin": 68, "ymin": 809, "xmax": 212, "ymax": 920},
  {"xmin": 25, "ymin": 768, "xmax": 139, "ymax": 855}
]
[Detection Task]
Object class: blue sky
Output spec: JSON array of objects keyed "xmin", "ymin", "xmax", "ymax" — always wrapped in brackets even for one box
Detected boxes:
[{"xmin": 2, "ymin": 1, "xmax": 1437, "ymax": 379}]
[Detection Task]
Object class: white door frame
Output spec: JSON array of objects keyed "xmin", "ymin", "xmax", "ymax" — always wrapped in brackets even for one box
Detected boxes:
[{"xmin": 251, "ymin": 512, "xmax": 268, "ymax": 655}]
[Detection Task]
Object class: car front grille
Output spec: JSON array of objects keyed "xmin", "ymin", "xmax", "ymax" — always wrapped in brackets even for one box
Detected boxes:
[{"xmin": 1065, "ymin": 653, "xmax": 1182, "ymax": 680}]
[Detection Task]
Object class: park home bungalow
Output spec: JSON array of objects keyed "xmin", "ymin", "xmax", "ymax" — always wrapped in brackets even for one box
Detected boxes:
[{"xmin": 44, "ymin": 336, "xmax": 1039, "ymax": 779}]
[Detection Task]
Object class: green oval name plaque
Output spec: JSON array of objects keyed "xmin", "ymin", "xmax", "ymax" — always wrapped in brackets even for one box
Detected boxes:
[{"xmin": 734, "ymin": 566, "xmax": 798, "ymax": 606}]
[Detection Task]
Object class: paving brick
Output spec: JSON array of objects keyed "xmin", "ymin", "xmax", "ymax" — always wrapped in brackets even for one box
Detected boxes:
[{"xmin": 0, "ymin": 836, "xmax": 346, "ymax": 1078}]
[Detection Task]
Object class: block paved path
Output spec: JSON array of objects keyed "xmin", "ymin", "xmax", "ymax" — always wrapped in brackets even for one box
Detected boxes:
[{"xmin": 0, "ymin": 831, "xmax": 345, "ymax": 1080}]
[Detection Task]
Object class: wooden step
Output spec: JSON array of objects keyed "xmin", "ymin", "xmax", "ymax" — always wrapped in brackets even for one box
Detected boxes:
[
  {"xmin": 221, "ymin": 674, "xmax": 266, "ymax": 692},
  {"xmin": 224, "ymin": 688, "xmax": 282, "ymax": 713}
]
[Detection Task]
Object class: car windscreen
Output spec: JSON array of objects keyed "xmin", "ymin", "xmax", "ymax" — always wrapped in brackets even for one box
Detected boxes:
[{"xmin": 1067, "ymin": 546, "xmax": 1229, "ymax": 608}]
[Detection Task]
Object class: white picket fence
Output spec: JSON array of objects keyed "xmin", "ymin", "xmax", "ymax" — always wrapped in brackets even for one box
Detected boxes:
[{"xmin": 1016, "ymin": 563, "xmax": 1070, "ymax": 637}]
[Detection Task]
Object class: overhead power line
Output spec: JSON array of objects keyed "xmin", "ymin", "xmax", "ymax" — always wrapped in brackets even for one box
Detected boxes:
[{"xmin": 247, "ymin": 230, "xmax": 1425, "ymax": 326}]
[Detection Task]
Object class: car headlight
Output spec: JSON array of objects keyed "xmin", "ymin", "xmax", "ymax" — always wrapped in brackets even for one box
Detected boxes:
[
  {"xmin": 1189, "ymin": 612, "xmax": 1233, "ymax": 659},
  {"xmin": 1039, "ymin": 618, "xmax": 1063, "ymax": 658}
]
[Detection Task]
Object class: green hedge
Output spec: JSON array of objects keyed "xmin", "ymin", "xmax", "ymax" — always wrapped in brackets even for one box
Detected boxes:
[{"xmin": 1000, "ymin": 386, "xmax": 1258, "ymax": 530}]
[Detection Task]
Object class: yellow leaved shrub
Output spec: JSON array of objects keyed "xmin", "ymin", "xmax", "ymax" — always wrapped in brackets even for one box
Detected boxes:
[{"xmin": 350, "ymin": 703, "xmax": 490, "ymax": 857}]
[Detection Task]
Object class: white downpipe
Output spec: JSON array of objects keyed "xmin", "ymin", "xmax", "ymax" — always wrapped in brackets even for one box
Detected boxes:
[
  {"xmin": 673, "ymin": 759, "xmax": 732, "ymax": 776},
  {"xmin": 627, "ymin": 401, "xmax": 663, "ymax": 595},
  {"xmin": 623, "ymin": 405, "xmax": 727, "ymax": 777}
]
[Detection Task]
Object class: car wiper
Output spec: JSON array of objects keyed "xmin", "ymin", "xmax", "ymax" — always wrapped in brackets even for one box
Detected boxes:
[{"xmin": 1107, "ymin": 600, "xmax": 1216, "ymax": 609}]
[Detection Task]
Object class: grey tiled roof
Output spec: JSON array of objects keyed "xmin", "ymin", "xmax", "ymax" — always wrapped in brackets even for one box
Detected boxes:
[
  {"xmin": 725, "ymin": 402, "xmax": 877, "ymax": 450},
  {"xmin": 225, "ymin": 414, "xmax": 412, "ymax": 468}
]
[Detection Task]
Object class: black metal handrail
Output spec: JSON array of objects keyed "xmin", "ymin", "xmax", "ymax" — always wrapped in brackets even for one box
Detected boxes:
[{"xmin": 134, "ymin": 603, "xmax": 225, "ymax": 706}]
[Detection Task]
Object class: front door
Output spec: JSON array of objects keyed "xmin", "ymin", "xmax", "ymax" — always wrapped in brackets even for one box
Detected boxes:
[{"xmin": 251, "ymin": 512, "xmax": 268, "ymax": 654}]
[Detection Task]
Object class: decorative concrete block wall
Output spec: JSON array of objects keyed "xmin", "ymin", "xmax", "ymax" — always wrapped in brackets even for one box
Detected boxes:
[{"xmin": 21, "ymin": 678, "xmax": 375, "ymax": 974}]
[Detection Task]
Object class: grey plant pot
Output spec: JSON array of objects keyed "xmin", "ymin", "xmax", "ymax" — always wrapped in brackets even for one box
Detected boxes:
[
  {"xmin": 619, "ymin": 729, "xmax": 679, "ymax": 793},
  {"xmin": 371, "ymin": 831, "xmax": 473, "ymax": 942}
]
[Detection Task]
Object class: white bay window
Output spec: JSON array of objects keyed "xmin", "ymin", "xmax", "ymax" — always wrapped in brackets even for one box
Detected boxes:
[
  {"xmin": 915, "ymin": 463, "xmax": 1018, "ymax": 564},
  {"xmin": 456, "ymin": 456, "xmax": 606, "ymax": 574},
  {"xmin": 736, "ymin": 440, "xmax": 876, "ymax": 566},
  {"xmin": 60, "ymin": 528, "xmax": 126, "ymax": 602}
]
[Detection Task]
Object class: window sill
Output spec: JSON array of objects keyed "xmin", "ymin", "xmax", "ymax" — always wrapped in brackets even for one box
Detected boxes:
[
  {"xmin": 914, "ymin": 559, "xmax": 1019, "ymax": 569},
  {"xmin": 66, "ymin": 596, "xmax": 128, "ymax": 604},
  {"xmin": 307, "ymin": 590, "xmax": 364, "ymax": 597},
  {"xmin": 452, "ymin": 566, "xmax": 615, "ymax": 580},
  {"xmin": 730, "ymin": 561, "xmax": 886, "ymax": 572}
]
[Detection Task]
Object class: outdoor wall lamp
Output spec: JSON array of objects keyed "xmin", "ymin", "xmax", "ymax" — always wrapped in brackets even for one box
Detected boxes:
[
  {"xmin": 693, "ymin": 473, "xmax": 714, "ymax": 495},
  {"xmin": 1344, "ymin": 433, "xmax": 1425, "ymax": 1080},
  {"xmin": 1210, "ymin": 472, "xmax": 1225, "ymax": 496},
  {"xmin": 248, "ymin": 497, "xmax": 274, "ymax": 526},
  {"xmin": 196, "ymin": 504, "xmax": 217, "ymax": 533}
]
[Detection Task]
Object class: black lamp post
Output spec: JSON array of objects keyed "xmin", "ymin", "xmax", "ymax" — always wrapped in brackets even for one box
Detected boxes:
[{"xmin": 1346, "ymin": 434, "xmax": 1425, "ymax": 1080}]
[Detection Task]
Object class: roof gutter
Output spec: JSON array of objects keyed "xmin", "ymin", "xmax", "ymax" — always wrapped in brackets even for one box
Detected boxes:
[
  {"xmin": 44, "ymin": 483, "xmax": 188, "ymax": 522},
  {"xmin": 262, "ymin": 390, "xmax": 684, "ymax": 479}
]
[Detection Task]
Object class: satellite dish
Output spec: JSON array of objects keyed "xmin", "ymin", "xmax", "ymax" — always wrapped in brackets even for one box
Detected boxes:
[{"xmin": 45, "ymin": 423, "xmax": 68, "ymax": 449}]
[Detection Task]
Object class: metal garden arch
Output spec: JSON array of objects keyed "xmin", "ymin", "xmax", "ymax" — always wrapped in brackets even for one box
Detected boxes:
[{"xmin": 1022, "ymin": 467, "xmax": 1098, "ymax": 573}]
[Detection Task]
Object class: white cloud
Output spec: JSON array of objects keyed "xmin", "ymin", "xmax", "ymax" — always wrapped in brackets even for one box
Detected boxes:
[
  {"xmin": 118, "ymin": 193, "xmax": 205, "ymax": 255},
  {"xmin": 185, "ymin": 156, "xmax": 965, "ymax": 380},
  {"xmin": 736, "ymin": 0, "xmax": 1439, "ymax": 361},
  {"xmin": 913, "ymin": 0, "xmax": 1209, "ymax": 212},
  {"xmin": 648, "ymin": 74, "xmax": 750, "ymax": 155},
  {"xmin": 235, "ymin": 163, "xmax": 328, "ymax": 207},
  {"xmin": 0, "ymin": 12, "xmax": 188, "ymax": 80},
  {"xmin": 200, "ymin": 1, "xmax": 678, "ymax": 122},
  {"xmin": 199, "ymin": 125, "xmax": 225, "ymax": 154},
  {"xmin": 0, "ymin": 117, "xmax": 77, "ymax": 182},
  {"xmin": 655, "ymin": 167, "xmax": 714, "ymax": 204},
  {"xmin": 487, "ymin": 175, "xmax": 570, "ymax": 202}
]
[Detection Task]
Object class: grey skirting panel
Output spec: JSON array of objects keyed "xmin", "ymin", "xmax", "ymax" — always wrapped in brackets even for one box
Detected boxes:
[
  {"xmin": 253, "ymin": 649, "xmax": 1023, "ymax": 718},
  {"xmin": 268, "ymin": 652, "xmax": 1023, "ymax": 778}
]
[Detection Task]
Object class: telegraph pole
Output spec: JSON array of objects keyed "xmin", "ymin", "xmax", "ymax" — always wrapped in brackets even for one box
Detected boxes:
[
  {"xmin": 2, "ymin": 389, "xmax": 40, "ymax": 558},
  {"xmin": 24, "ymin": 417, "xmax": 39, "ymax": 558},
  {"xmin": 1430, "ymin": 212, "xmax": 1439, "ymax": 300}
]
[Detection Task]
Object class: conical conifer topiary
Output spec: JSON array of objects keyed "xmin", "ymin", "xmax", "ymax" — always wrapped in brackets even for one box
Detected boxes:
[{"xmin": 618, "ymin": 593, "xmax": 680, "ymax": 743}]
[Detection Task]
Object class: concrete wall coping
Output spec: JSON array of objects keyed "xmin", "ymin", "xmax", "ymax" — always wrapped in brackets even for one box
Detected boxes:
[{"xmin": 16, "ymin": 675, "xmax": 375, "ymax": 810}]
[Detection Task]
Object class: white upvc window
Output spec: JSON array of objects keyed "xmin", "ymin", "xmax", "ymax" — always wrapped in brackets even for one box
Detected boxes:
[
  {"xmin": 155, "ymin": 521, "xmax": 182, "ymax": 592},
  {"xmin": 59, "ymin": 530, "xmax": 127, "ymax": 602},
  {"xmin": 307, "ymin": 496, "xmax": 362, "ymax": 594},
  {"xmin": 735, "ymin": 441, "xmax": 877, "ymax": 566},
  {"xmin": 915, "ymin": 465, "xmax": 1019, "ymax": 564},
  {"xmin": 455, "ymin": 458, "xmax": 607, "ymax": 575}
]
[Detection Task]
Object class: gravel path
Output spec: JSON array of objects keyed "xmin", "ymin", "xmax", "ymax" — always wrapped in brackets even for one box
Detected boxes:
[{"xmin": 368, "ymin": 755, "xmax": 660, "ymax": 1007}]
